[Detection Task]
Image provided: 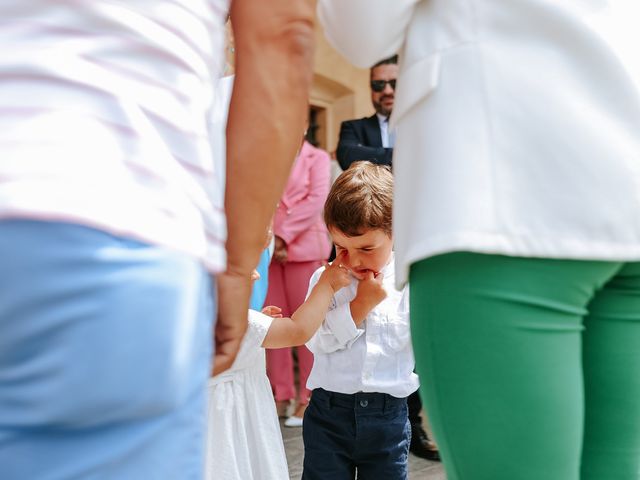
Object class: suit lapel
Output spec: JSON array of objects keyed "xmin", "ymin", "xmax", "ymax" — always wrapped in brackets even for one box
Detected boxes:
[{"xmin": 364, "ymin": 114, "xmax": 383, "ymax": 148}]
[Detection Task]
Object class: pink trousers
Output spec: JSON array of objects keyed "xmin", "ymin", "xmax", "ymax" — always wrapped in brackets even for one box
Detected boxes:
[{"xmin": 265, "ymin": 259, "xmax": 323, "ymax": 405}]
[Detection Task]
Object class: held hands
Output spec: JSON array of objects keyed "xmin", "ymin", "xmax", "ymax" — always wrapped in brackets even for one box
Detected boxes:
[
  {"xmin": 213, "ymin": 266, "xmax": 267, "ymax": 375},
  {"xmin": 318, "ymin": 251, "xmax": 351, "ymax": 293},
  {"xmin": 212, "ymin": 269, "xmax": 251, "ymax": 376}
]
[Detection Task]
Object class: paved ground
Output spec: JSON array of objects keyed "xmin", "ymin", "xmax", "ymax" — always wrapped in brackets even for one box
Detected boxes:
[{"xmin": 280, "ymin": 418, "xmax": 446, "ymax": 479}]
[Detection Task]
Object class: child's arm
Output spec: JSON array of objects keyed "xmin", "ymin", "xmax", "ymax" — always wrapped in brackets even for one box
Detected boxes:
[{"xmin": 262, "ymin": 255, "xmax": 350, "ymax": 348}]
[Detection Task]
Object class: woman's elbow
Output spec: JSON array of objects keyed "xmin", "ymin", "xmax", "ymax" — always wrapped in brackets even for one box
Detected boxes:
[
  {"xmin": 291, "ymin": 327, "xmax": 315, "ymax": 346},
  {"xmin": 280, "ymin": 20, "xmax": 314, "ymax": 62}
]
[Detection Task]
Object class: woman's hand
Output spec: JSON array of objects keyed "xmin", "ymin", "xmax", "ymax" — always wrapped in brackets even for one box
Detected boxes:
[
  {"xmin": 212, "ymin": 269, "xmax": 251, "ymax": 376},
  {"xmin": 273, "ymin": 236, "xmax": 288, "ymax": 264}
]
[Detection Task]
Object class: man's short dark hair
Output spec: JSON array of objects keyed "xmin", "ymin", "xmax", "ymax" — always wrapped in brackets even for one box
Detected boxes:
[{"xmin": 371, "ymin": 55, "xmax": 398, "ymax": 72}]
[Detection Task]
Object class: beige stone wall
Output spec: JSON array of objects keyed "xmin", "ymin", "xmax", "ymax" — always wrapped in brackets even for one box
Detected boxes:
[{"xmin": 310, "ymin": 24, "xmax": 372, "ymax": 156}]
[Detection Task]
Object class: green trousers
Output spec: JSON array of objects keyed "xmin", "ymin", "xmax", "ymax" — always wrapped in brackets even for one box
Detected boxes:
[{"xmin": 410, "ymin": 253, "xmax": 640, "ymax": 480}]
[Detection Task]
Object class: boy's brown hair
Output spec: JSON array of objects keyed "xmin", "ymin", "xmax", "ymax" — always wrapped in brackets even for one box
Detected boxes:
[{"xmin": 324, "ymin": 161, "xmax": 393, "ymax": 237}]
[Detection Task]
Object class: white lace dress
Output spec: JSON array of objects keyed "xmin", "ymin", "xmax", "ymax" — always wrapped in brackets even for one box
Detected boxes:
[{"xmin": 206, "ymin": 310, "xmax": 289, "ymax": 479}]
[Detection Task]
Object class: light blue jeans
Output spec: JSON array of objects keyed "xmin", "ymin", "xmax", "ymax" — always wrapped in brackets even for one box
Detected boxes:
[{"xmin": 0, "ymin": 219, "xmax": 215, "ymax": 479}]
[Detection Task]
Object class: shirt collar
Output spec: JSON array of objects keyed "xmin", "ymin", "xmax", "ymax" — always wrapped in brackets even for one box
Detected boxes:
[{"xmin": 380, "ymin": 252, "xmax": 395, "ymax": 278}]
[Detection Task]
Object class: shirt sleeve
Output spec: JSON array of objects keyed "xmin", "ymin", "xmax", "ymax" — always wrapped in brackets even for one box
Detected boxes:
[
  {"xmin": 317, "ymin": 0, "xmax": 419, "ymax": 68},
  {"xmin": 216, "ymin": 310, "xmax": 272, "ymax": 374},
  {"xmin": 305, "ymin": 268, "xmax": 364, "ymax": 354},
  {"xmin": 248, "ymin": 309, "xmax": 273, "ymax": 345}
]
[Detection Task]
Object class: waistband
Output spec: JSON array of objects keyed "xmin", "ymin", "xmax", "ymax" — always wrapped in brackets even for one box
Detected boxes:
[{"xmin": 311, "ymin": 388, "xmax": 407, "ymax": 411}]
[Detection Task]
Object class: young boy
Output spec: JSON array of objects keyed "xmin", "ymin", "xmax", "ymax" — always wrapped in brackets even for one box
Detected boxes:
[{"xmin": 302, "ymin": 161, "xmax": 419, "ymax": 479}]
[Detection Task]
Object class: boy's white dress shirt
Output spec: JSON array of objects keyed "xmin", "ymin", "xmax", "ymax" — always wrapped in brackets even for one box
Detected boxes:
[{"xmin": 306, "ymin": 255, "xmax": 419, "ymax": 398}]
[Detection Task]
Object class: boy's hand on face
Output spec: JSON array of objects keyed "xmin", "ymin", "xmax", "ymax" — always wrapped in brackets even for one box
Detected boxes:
[
  {"xmin": 352, "ymin": 270, "xmax": 387, "ymax": 321},
  {"xmin": 319, "ymin": 251, "xmax": 351, "ymax": 293},
  {"xmin": 357, "ymin": 270, "xmax": 387, "ymax": 305}
]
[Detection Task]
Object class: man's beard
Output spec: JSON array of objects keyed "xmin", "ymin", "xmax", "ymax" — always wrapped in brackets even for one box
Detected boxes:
[{"xmin": 374, "ymin": 96, "xmax": 393, "ymax": 117}]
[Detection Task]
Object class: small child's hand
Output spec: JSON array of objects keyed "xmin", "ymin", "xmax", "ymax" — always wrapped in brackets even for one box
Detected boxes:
[
  {"xmin": 262, "ymin": 305, "xmax": 283, "ymax": 318},
  {"xmin": 354, "ymin": 270, "xmax": 387, "ymax": 313},
  {"xmin": 250, "ymin": 269, "xmax": 260, "ymax": 282},
  {"xmin": 318, "ymin": 251, "xmax": 351, "ymax": 292}
]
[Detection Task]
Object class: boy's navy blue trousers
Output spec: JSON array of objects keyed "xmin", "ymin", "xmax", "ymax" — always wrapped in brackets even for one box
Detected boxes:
[{"xmin": 302, "ymin": 388, "xmax": 411, "ymax": 479}]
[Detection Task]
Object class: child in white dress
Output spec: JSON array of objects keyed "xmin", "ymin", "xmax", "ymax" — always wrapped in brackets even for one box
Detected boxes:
[{"xmin": 205, "ymin": 255, "xmax": 349, "ymax": 480}]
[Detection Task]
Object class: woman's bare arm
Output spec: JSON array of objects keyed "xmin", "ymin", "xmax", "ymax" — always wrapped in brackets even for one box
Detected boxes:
[{"xmin": 213, "ymin": 0, "xmax": 316, "ymax": 376}]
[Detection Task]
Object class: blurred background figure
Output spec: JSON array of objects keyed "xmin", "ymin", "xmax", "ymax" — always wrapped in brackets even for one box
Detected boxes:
[
  {"xmin": 266, "ymin": 136, "xmax": 332, "ymax": 427},
  {"xmin": 336, "ymin": 55, "xmax": 397, "ymax": 170}
]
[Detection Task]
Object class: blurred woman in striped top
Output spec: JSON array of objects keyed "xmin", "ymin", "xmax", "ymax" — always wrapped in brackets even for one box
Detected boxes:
[{"xmin": 0, "ymin": 1, "xmax": 315, "ymax": 478}]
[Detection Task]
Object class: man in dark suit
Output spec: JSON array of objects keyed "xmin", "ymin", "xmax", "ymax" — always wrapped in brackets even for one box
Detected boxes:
[
  {"xmin": 336, "ymin": 55, "xmax": 441, "ymax": 463},
  {"xmin": 336, "ymin": 56, "xmax": 397, "ymax": 170}
]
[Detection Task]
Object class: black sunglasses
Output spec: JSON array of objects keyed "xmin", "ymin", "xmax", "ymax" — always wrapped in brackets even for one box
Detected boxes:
[{"xmin": 370, "ymin": 79, "xmax": 396, "ymax": 92}]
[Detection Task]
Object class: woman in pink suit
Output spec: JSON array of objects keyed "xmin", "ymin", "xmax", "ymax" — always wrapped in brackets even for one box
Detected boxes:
[{"xmin": 266, "ymin": 139, "xmax": 332, "ymax": 426}]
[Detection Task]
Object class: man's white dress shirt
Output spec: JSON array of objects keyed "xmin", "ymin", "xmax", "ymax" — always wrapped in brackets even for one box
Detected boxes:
[{"xmin": 376, "ymin": 113, "xmax": 395, "ymax": 148}]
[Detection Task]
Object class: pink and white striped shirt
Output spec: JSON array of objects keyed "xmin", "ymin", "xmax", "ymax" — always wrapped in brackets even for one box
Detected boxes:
[{"xmin": 0, "ymin": 0, "xmax": 230, "ymax": 272}]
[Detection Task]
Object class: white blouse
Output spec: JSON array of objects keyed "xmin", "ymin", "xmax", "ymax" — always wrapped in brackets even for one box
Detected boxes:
[
  {"xmin": 319, "ymin": 0, "xmax": 640, "ymax": 287},
  {"xmin": 0, "ymin": 1, "xmax": 230, "ymax": 272}
]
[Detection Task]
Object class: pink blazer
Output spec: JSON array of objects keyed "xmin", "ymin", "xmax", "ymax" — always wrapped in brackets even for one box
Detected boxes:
[{"xmin": 274, "ymin": 141, "xmax": 332, "ymax": 263}]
